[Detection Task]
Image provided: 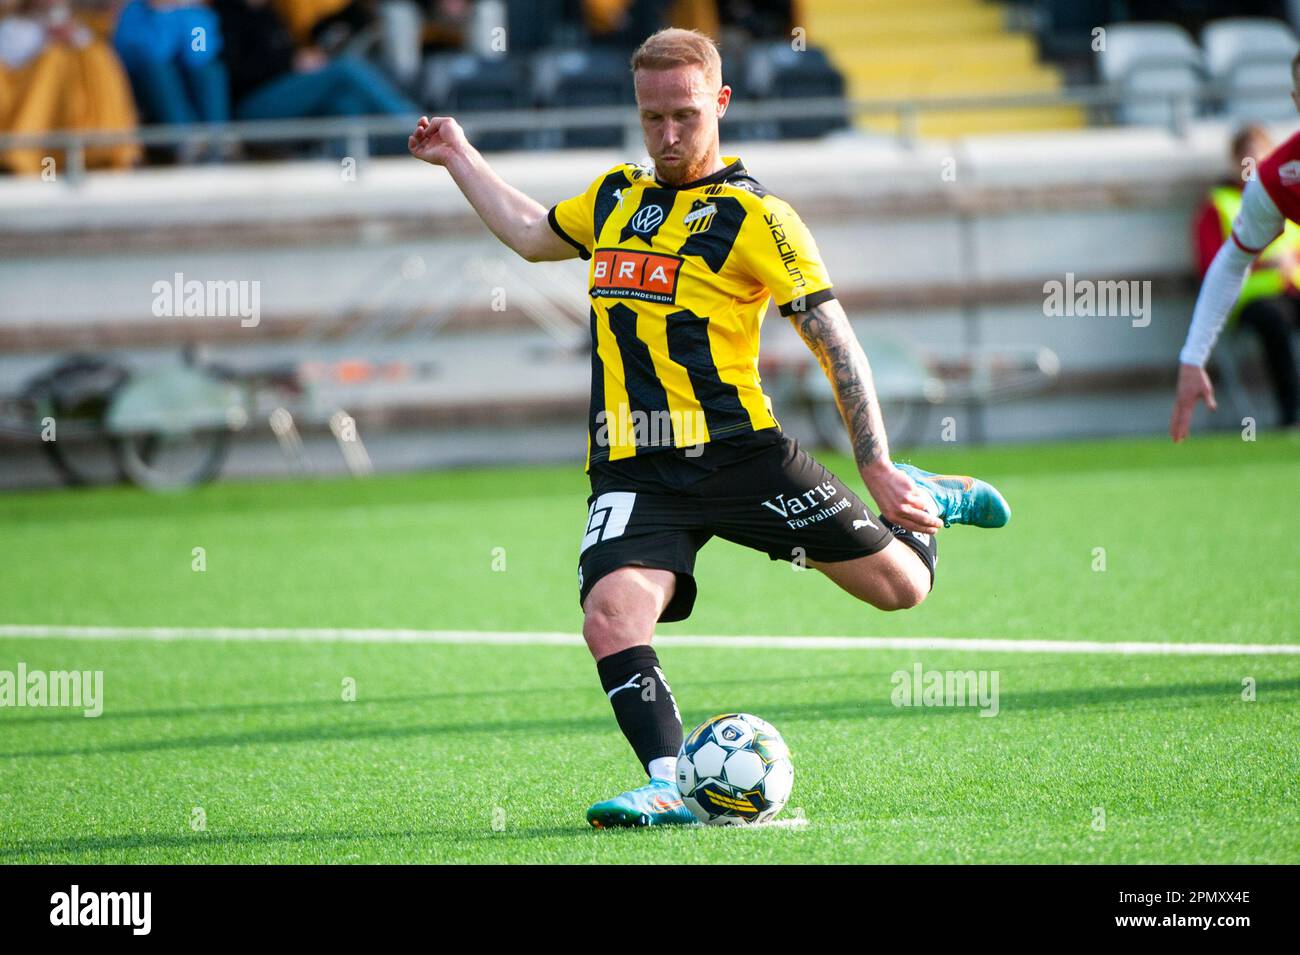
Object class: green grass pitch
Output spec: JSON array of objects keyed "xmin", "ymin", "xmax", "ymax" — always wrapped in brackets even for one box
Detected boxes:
[{"xmin": 1, "ymin": 434, "xmax": 1297, "ymax": 863}]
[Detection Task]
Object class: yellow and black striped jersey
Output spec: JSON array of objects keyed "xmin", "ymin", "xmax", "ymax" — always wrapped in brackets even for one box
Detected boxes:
[{"xmin": 547, "ymin": 155, "xmax": 835, "ymax": 470}]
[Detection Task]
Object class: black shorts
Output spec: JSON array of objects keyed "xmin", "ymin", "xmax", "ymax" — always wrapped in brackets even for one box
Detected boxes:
[{"xmin": 577, "ymin": 427, "xmax": 893, "ymax": 622}]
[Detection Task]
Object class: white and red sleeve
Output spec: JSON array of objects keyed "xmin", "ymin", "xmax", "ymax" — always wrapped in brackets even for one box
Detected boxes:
[{"xmin": 1178, "ymin": 178, "xmax": 1286, "ymax": 367}]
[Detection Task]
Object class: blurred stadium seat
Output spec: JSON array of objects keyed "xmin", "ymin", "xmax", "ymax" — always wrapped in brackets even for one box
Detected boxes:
[
  {"xmin": 421, "ymin": 52, "xmax": 532, "ymax": 151},
  {"xmin": 1201, "ymin": 17, "xmax": 1298, "ymax": 122},
  {"xmin": 531, "ymin": 47, "xmax": 636, "ymax": 148},
  {"xmin": 740, "ymin": 41, "xmax": 846, "ymax": 140},
  {"xmin": 1095, "ymin": 22, "xmax": 1204, "ymax": 127},
  {"xmin": 1032, "ymin": 0, "xmax": 1115, "ymax": 63}
]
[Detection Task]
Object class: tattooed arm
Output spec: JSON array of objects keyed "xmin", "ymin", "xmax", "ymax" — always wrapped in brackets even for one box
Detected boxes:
[{"xmin": 789, "ymin": 299, "xmax": 942, "ymax": 535}]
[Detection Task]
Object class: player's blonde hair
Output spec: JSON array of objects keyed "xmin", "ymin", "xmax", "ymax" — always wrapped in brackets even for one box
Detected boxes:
[{"xmin": 630, "ymin": 28, "xmax": 723, "ymax": 88}]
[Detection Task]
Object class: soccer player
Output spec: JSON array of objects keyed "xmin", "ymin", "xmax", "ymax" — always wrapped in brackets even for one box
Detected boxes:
[
  {"xmin": 1172, "ymin": 54, "xmax": 1300, "ymax": 442},
  {"xmin": 409, "ymin": 28, "xmax": 1010, "ymax": 827}
]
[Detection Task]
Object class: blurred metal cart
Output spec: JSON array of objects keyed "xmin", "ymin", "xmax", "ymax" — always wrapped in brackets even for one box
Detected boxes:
[{"xmin": 0, "ymin": 250, "xmax": 587, "ymax": 491}]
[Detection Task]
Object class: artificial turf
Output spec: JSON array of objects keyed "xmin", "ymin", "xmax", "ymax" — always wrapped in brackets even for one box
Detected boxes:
[{"xmin": 1, "ymin": 434, "xmax": 1297, "ymax": 862}]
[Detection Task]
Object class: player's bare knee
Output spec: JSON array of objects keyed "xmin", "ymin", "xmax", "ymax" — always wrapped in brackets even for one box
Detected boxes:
[
  {"xmin": 863, "ymin": 572, "xmax": 927, "ymax": 611},
  {"xmin": 891, "ymin": 579, "xmax": 928, "ymax": 611},
  {"xmin": 582, "ymin": 570, "xmax": 671, "ymax": 655},
  {"xmin": 583, "ymin": 598, "xmax": 644, "ymax": 646}
]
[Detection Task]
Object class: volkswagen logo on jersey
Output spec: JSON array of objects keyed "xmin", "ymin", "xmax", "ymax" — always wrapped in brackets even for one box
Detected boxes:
[
  {"xmin": 630, "ymin": 205, "xmax": 664, "ymax": 234},
  {"xmin": 620, "ymin": 190, "xmax": 674, "ymax": 244}
]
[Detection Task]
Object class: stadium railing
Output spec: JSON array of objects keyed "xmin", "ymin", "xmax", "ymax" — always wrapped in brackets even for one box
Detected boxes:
[{"xmin": 2, "ymin": 80, "xmax": 1294, "ymax": 187}]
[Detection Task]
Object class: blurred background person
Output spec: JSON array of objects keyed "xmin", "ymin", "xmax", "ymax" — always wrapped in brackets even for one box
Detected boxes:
[
  {"xmin": 0, "ymin": 0, "xmax": 140, "ymax": 175},
  {"xmin": 581, "ymin": 0, "xmax": 671, "ymax": 50},
  {"xmin": 716, "ymin": 0, "xmax": 791, "ymax": 40},
  {"xmin": 112, "ymin": 0, "xmax": 229, "ymax": 163},
  {"xmin": 214, "ymin": 0, "xmax": 418, "ymax": 127},
  {"xmin": 420, "ymin": 0, "xmax": 471, "ymax": 54},
  {"xmin": 1191, "ymin": 124, "xmax": 1300, "ymax": 428},
  {"xmin": 272, "ymin": 0, "xmax": 423, "ymax": 94}
]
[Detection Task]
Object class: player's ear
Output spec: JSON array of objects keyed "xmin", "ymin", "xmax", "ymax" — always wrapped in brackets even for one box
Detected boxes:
[{"xmin": 716, "ymin": 85, "xmax": 731, "ymax": 118}]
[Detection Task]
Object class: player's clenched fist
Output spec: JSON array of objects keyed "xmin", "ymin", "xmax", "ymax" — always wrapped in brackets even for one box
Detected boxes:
[{"xmin": 409, "ymin": 116, "xmax": 468, "ymax": 166}]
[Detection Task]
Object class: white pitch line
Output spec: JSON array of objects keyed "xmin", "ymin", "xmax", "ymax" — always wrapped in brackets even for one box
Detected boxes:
[{"xmin": 1, "ymin": 625, "xmax": 1298, "ymax": 656}]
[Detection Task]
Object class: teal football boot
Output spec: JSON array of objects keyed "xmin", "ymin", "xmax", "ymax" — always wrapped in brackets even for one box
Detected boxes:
[
  {"xmin": 895, "ymin": 462, "xmax": 1011, "ymax": 529},
  {"xmin": 586, "ymin": 777, "xmax": 698, "ymax": 829}
]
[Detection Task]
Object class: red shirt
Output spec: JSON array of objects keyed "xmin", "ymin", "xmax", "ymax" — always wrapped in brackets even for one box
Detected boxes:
[
  {"xmin": 1257, "ymin": 129, "xmax": 1300, "ymax": 233},
  {"xmin": 1192, "ymin": 193, "xmax": 1229, "ymax": 278}
]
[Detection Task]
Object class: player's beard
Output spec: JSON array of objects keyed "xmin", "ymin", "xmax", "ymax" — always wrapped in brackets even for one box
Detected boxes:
[{"xmin": 655, "ymin": 150, "xmax": 720, "ymax": 186}]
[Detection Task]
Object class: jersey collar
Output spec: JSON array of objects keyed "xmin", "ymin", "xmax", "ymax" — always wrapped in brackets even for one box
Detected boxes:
[{"xmin": 653, "ymin": 156, "xmax": 745, "ymax": 190}]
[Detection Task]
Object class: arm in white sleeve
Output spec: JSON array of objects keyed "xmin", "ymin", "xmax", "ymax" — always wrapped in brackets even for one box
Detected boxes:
[
  {"xmin": 1178, "ymin": 177, "xmax": 1285, "ymax": 367},
  {"xmin": 1179, "ymin": 241, "xmax": 1256, "ymax": 366}
]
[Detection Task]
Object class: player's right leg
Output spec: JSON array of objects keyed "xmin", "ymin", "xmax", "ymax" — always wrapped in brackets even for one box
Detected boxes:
[
  {"xmin": 581, "ymin": 565, "xmax": 675, "ymax": 660},
  {"xmin": 576, "ymin": 481, "xmax": 709, "ymax": 828},
  {"xmin": 581, "ymin": 566, "xmax": 697, "ymax": 828}
]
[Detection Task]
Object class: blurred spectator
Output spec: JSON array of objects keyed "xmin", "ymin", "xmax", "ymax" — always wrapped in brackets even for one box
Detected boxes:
[
  {"xmin": 582, "ymin": 0, "xmax": 669, "ymax": 50},
  {"xmin": 665, "ymin": 0, "xmax": 718, "ymax": 36},
  {"xmin": 273, "ymin": 0, "xmax": 351, "ymax": 42},
  {"xmin": 113, "ymin": 0, "xmax": 230, "ymax": 142},
  {"xmin": 213, "ymin": 0, "xmax": 418, "ymax": 122},
  {"xmin": 1193, "ymin": 123, "xmax": 1300, "ymax": 426},
  {"xmin": 423, "ymin": 0, "xmax": 470, "ymax": 53},
  {"xmin": 0, "ymin": 0, "xmax": 140, "ymax": 175},
  {"xmin": 717, "ymin": 0, "xmax": 791, "ymax": 40},
  {"xmin": 274, "ymin": 0, "xmax": 422, "ymax": 92}
]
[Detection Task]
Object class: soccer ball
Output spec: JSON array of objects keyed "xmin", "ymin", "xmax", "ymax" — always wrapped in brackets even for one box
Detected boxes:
[{"xmin": 676, "ymin": 713, "xmax": 794, "ymax": 825}]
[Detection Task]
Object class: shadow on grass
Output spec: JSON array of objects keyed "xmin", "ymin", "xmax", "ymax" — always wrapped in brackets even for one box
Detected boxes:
[
  {"xmin": 2, "ymin": 650, "xmax": 1252, "ymax": 728},
  {"xmin": 4, "ymin": 676, "xmax": 1294, "ymax": 761},
  {"xmin": 1, "ymin": 662, "xmax": 929, "ymax": 727},
  {"xmin": 0, "ymin": 687, "xmax": 592, "ymax": 726},
  {"xmin": 0, "ymin": 663, "xmax": 972, "ymax": 728},
  {"xmin": 0, "ymin": 822, "xmax": 591, "ymax": 861}
]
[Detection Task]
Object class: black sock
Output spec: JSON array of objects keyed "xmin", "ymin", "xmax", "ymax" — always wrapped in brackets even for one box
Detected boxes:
[
  {"xmin": 596, "ymin": 645, "xmax": 682, "ymax": 774},
  {"xmin": 881, "ymin": 518, "xmax": 938, "ymax": 590}
]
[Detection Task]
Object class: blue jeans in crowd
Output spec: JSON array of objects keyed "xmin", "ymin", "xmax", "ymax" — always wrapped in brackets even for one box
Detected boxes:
[
  {"xmin": 113, "ymin": 0, "xmax": 230, "ymax": 125},
  {"xmin": 235, "ymin": 57, "xmax": 418, "ymax": 121}
]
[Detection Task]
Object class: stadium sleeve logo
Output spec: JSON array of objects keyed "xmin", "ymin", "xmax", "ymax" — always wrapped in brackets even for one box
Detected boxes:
[{"xmin": 591, "ymin": 249, "xmax": 683, "ymax": 304}]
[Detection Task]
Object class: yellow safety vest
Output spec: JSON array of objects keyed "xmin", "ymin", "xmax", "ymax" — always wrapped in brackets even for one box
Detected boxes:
[{"xmin": 1210, "ymin": 185, "xmax": 1300, "ymax": 316}]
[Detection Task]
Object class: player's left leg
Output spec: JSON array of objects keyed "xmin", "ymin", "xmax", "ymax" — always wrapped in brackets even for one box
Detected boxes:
[
  {"xmin": 806, "ymin": 459, "xmax": 1014, "ymax": 606},
  {"xmin": 702, "ymin": 431, "xmax": 1006, "ymax": 611},
  {"xmin": 809, "ymin": 537, "xmax": 933, "ymax": 611},
  {"xmin": 894, "ymin": 463, "xmax": 1011, "ymax": 529}
]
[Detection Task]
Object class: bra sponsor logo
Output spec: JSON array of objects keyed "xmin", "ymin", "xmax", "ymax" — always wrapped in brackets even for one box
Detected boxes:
[{"xmin": 590, "ymin": 249, "xmax": 683, "ymax": 303}]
